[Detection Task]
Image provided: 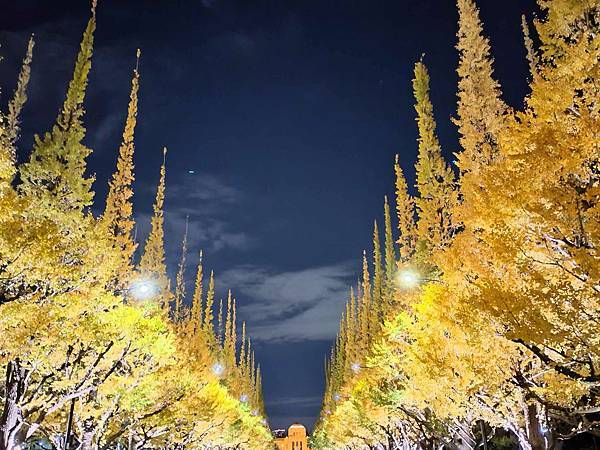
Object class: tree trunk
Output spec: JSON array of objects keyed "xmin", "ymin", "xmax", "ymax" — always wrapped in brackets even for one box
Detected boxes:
[
  {"xmin": 128, "ymin": 432, "xmax": 141, "ymax": 450},
  {"xmin": 451, "ymin": 419, "xmax": 476, "ymax": 450},
  {"xmin": 478, "ymin": 421, "xmax": 488, "ymax": 450},
  {"xmin": 525, "ymin": 402, "xmax": 547, "ymax": 450},
  {"xmin": 78, "ymin": 417, "xmax": 97, "ymax": 450},
  {"xmin": 0, "ymin": 359, "xmax": 28, "ymax": 450}
]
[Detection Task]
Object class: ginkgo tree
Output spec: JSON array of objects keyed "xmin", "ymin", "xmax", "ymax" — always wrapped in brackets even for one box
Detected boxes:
[
  {"xmin": 314, "ymin": 0, "xmax": 599, "ymax": 449},
  {"xmin": 0, "ymin": 2, "xmax": 272, "ymax": 450}
]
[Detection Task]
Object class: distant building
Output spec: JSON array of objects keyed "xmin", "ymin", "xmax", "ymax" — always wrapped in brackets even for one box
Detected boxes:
[{"xmin": 273, "ymin": 423, "xmax": 310, "ymax": 450}]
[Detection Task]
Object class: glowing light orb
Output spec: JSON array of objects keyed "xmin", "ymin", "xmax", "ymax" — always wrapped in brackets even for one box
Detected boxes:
[
  {"xmin": 130, "ymin": 278, "xmax": 158, "ymax": 301},
  {"xmin": 333, "ymin": 393, "xmax": 341, "ymax": 402},
  {"xmin": 396, "ymin": 269, "xmax": 420, "ymax": 288},
  {"xmin": 351, "ymin": 362, "xmax": 361, "ymax": 373},
  {"xmin": 240, "ymin": 394, "xmax": 249, "ymax": 403},
  {"xmin": 212, "ymin": 363, "xmax": 225, "ymax": 377}
]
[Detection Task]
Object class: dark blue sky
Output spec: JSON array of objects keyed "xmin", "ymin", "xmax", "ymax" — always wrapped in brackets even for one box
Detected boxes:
[{"xmin": 1, "ymin": 0, "xmax": 535, "ymax": 430}]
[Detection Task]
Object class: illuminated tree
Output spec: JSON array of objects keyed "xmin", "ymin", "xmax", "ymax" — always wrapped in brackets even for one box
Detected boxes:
[
  {"xmin": 454, "ymin": 0, "xmax": 506, "ymax": 175},
  {"xmin": 102, "ymin": 52, "xmax": 140, "ymax": 289},
  {"xmin": 203, "ymin": 271, "xmax": 216, "ymax": 335},
  {"xmin": 174, "ymin": 218, "xmax": 189, "ymax": 321},
  {"xmin": 394, "ymin": 155, "xmax": 417, "ymax": 263},
  {"xmin": 370, "ymin": 221, "xmax": 385, "ymax": 335},
  {"xmin": 0, "ymin": 2, "xmax": 272, "ymax": 448},
  {"xmin": 138, "ymin": 148, "xmax": 172, "ymax": 311},
  {"xmin": 315, "ymin": 2, "xmax": 599, "ymax": 450},
  {"xmin": 0, "ymin": 36, "xmax": 33, "ymax": 189},
  {"xmin": 189, "ymin": 250, "xmax": 204, "ymax": 335},
  {"xmin": 19, "ymin": 5, "xmax": 96, "ymax": 218},
  {"xmin": 382, "ymin": 196, "xmax": 398, "ymax": 303},
  {"xmin": 413, "ymin": 61, "xmax": 457, "ymax": 260}
]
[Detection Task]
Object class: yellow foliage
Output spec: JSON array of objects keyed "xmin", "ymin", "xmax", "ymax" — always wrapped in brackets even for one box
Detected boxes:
[
  {"xmin": 316, "ymin": 1, "xmax": 599, "ymax": 449},
  {"xmin": 0, "ymin": 5, "xmax": 271, "ymax": 449}
]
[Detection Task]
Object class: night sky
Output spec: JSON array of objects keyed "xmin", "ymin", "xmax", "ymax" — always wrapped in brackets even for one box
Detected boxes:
[{"xmin": 1, "ymin": 0, "xmax": 536, "ymax": 431}]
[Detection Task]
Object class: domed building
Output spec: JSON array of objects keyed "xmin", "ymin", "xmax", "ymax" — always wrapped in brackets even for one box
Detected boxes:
[{"xmin": 273, "ymin": 423, "xmax": 310, "ymax": 450}]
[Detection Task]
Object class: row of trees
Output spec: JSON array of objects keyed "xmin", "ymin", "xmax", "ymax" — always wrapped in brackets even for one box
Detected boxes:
[
  {"xmin": 313, "ymin": 0, "xmax": 598, "ymax": 449},
  {"xmin": 0, "ymin": 3, "xmax": 271, "ymax": 449}
]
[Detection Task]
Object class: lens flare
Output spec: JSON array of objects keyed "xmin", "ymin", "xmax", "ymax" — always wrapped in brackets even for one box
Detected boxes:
[
  {"xmin": 212, "ymin": 362, "xmax": 225, "ymax": 377},
  {"xmin": 396, "ymin": 269, "xmax": 420, "ymax": 288},
  {"xmin": 130, "ymin": 278, "xmax": 159, "ymax": 300}
]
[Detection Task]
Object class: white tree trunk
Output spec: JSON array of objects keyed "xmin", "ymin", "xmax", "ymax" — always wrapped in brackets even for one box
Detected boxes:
[{"xmin": 0, "ymin": 360, "xmax": 27, "ymax": 450}]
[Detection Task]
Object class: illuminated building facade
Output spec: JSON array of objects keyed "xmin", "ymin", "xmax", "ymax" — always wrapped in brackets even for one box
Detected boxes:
[{"xmin": 273, "ymin": 423, "xmax": 310, "ymax": 450}]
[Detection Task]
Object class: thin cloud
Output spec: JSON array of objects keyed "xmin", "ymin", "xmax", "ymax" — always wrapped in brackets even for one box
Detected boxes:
[
  {"xmin": 168, "ymin": 173, "xmax": 241, "ymax": 210},
  {"xmin": 135, "ymin": 173, "xmax": 255, "ymax": 263},
  {"xmin": 265, "ymin": 396, "xmax": 323, "ymax": 408},
  {"xmin": 92, "ymin": 110, "xmax": 123, "ymax": 147},
  {"xmin": 218, "ymin": 263, "xmax": 355, "ymax": 342},
  {"xmin": 135, "ymin": 208, "xmax": 255, "ymax": 260}
]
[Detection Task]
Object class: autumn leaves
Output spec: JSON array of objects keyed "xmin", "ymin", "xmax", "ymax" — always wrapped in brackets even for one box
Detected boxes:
[
  {"xmin": 314, "ymin": 1, "xmax": 599, "ymax": 449},
  {"xmin": 0, "ymin": 3, "xmax": 270, "ymax": 450}
]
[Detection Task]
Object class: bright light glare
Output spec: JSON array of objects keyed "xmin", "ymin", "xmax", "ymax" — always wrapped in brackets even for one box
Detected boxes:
[
  {"xmin": 130, "ymin": 278, "xmax": 158, "ymax": 300},
  {"xmin": 212, "ymin": 363, "xmax": 225, "ymax": 377},
  {"xmin": 333, "ymin": 393, "xmax": 341, "ymax": 402},
  {"xmin": 396, "ymin": 269, "xmax": 420, "ymax": 288},
  {"xmin": 240, "ymin": 394, "xmax": 249, "ymax": 403},
  {"xmin": 351, "ymin": 362, "xmax": 361, "ymax": 373}
]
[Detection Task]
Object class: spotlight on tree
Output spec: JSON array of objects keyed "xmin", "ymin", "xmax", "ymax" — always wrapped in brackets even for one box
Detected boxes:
[
  {"xmin": 396, "ymin": 269, "xmax": 420, "ymax": 288},
  {"xmin": 212, "ymin": 362, "xmax": 225, "ymax": 377},
  {"xmin": 130, "ymin": 278, "xmax": 159, "ymax": 301}
]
